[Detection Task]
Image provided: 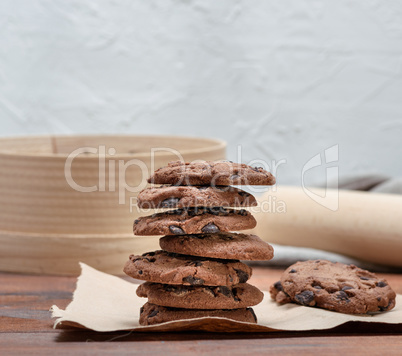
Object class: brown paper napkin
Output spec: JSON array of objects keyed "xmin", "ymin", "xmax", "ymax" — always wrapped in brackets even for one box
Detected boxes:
[{"xmin": 51, "ymin": 263, "xmax": 402, "ymax": 332}]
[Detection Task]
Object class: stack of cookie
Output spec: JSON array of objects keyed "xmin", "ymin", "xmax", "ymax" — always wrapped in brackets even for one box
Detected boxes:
[{"xmin": 124, "ymin": 160, "xmax": 276, "ymax": 326}]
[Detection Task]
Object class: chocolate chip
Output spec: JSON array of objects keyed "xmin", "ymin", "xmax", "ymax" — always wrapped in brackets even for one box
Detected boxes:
[
  {"xmin": 169, "ymin": 225, "xmax": 185, "ymax": 235},
  {"xmin": 164, "ymin": 284, "xmax": 186, "ymax": 294},
  {"xmin": 377, "ymin": 297, "xmax": 382, "ymax": 301},
  {"xmin": 295, "ymin": 290, "xmax": 315, "ymax": 306},
  {"xmin": 232, "ymin": 287, "xmax": 240, "ymax": 302},
  {"xmin": 252, "ymin": 167, "xmax": 263, "ymax": 171},
  {"xmin": 229, "ymin": 275, "xmax": 233, "ymax": 282},
  {"xmin": 138, "ymin": 270, "xmax": 143, "ymax": 275},
  {"xmin": 148, "ymin": 309, "xmax": 159, "ymax": 318},
  {"xmin": 163, "ymin": 285, "xmax": 175, "ymax": 292},
  {"xmin": 172, "ymin": 287, "xmax": 189, "ymax": 297},
  {"xmin": 143, "ymin": 251, "xmax": 156, "ymax": 256},
  {"xmin": 379, "ymin": 301, "xmax": 393, "ymax": 311},
  {"xmin": 377, "ymin": 281, "xmax": 387, "ymax": 288},
  {"xmin": 204, "ymin": 287, "xmax": 216, "ymax": 297},
  {"xmin": 313, "ymin": 285, "xmax": 322, "ymax": 289},
  {"xmin": 336, "ymin": 291, "xmax": 349, "ymax": 301},
  {"xmin": 237, "ymin": 209, "xmax": 248, "ymax": 216},
  {"xmin": 327, "ymin": 286, "xmax": 340, "ymax": 293},
  {"xmin": 289, "ymin": 269, "xmax": 297, "ymax": 273},
  {"xmin": 341, "ymin": 286, "xmax": 353, "ymax": 291},
  {"xmin": 237, "ymin": 191, "xmax": 250, "ymax": 197},
  {"xmin": 218, "ymin": 286, "xmax": 233, "ymax": 298},
  {"xmin": 273, "ymin": 281, "xmax": 283, "ymax": 292},
  {"xmin": 188, "ymin": 260, "xmax": 203, "ymax": 267},
  {"xmin": 131, "ymin": 256, "xmax": 141, "ymax": 262},
  {"xmin": 182, "ymin": 276, "xmax": 205, "ymax": 286},
  {"xmin": 140, "ymin": 306, "xmax": 144, "ymax": 314},
  {"xmin": 201, "ymin": 223, "xmax": 220, "ymax": 234},
  {"xmin": 234, "ymin": 269, "xmax": 249, "ymax": 283},
  {"xmin": 359, "ymin": 276, "xmax": 370, "ymax": 280},
  {"xmin": 134, "ymin": 219, "xmax": 140, "ymax": 225},
  {"xmin": 161, "ymin": 197, "xmax": 180, "ymax": 208}
]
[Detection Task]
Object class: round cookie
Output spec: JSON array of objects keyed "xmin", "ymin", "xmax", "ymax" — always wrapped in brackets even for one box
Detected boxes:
[
  {"xmin": 124, "ymin": 250, "xmax": 252, "ymax": 287},
  {"xmin": 133, "ymin": 207, "xmax": 256, "ymax": 236},
  {"xmin": 160, "ymin": 232, "xmax": 274, "ymax": 261},
  {"xmin": 137, "ymin": 185, "xmax": 257, "ymax": 209},
  {"xmin": 272, "ymin": 260, "xmax": 396, "ymax": 314},
  {"xmin": 148, "ymin": 160, "xmax": 276, "ymax": 186},
  {"xmin": 139, "ymin": 302, "xmax": 257, "ymax": 326},
  {"xmin": 136, "ymin": 282, "xmax": 264, "ymax": 309}
]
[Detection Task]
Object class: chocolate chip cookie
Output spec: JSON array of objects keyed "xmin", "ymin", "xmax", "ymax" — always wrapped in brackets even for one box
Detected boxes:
[
  {"xmin": 139, "ymin": 302, "xmax": 257, "ymax": 325},
  {"xmin": 133, "ymin": 207, "xmax": 256, "ymax": 236},
  {"xmin": 137, "ymin": 282, "xmax": 264, "ymax": 309},
  {"xmin": 270, "ymin": 260, "xmax": 396, "ymax": 314},
  {"xmin": 124, "ymin": 250, "xmax": 252, "ymax": 287},
  {"xmin": 137, "ymin": 185, "xmax": 257, "ymax": 209},
  {"xmin": 148, "ymin": 160, "xmax": 276, "ymax": 186},
  {"xmin": 160, "ymin": 232, "xmax": 274, "ymax": 261}
]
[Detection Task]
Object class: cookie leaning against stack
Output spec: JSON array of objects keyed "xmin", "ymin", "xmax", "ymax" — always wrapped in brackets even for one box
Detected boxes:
[{"xmin": 123, "ymin": 160, "xmax": 276, "ymax": 326}]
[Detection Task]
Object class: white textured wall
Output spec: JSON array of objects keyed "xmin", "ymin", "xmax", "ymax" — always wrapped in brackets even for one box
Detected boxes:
[{"xmin": 1, "ymin": 1, "xmax": 402, "ymax": 184}]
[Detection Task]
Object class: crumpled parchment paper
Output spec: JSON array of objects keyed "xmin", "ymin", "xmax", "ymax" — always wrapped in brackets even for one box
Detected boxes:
[{"xmin": 51, "ymin": 263, "xmax": 402, "ymax": 332}]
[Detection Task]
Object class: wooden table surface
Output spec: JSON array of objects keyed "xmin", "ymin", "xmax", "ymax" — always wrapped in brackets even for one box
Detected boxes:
[{"xmin": 1, "ymin": 267, "xmax": 402, "ymax": 355}]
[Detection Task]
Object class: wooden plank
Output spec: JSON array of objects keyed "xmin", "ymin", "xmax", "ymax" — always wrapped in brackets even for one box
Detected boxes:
[
  {"xmin": 1, "ymin": 268, "xmax": 402, "ymax": 355},
  {"xmin": 0, "ymin": 332, "xmax": 402, "ymax": 355}
]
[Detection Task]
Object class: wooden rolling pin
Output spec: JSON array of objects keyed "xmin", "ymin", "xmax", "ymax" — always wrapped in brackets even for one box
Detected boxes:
[{"xmin": 251, "ymin": 186, "xmax": 402, "ymax": 267}]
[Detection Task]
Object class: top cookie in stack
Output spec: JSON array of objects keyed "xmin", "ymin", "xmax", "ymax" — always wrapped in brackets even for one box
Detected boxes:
[
  {"xmin": 124, "ymin": 160, "xmax": 276, "ymax": 326},
  {"xmin": 147, "ymin": 160, "xmax": 276, "ymax": 186}
]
